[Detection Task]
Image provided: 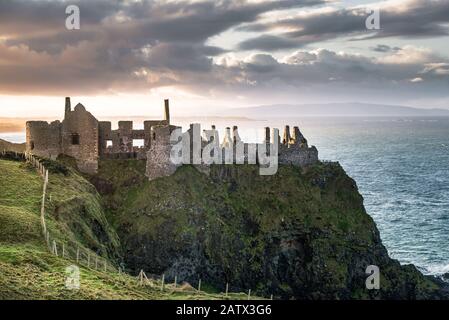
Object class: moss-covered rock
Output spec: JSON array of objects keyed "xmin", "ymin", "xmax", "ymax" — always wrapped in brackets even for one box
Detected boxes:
[{"xmin": 94, "ymin": 160, "xmax": 449, "ymax": 300}]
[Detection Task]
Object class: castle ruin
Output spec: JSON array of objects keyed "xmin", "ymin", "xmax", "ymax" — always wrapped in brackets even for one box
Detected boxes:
[{"xmin": 26, "ymin": 98, "xmax": 318, "ymax": 179}]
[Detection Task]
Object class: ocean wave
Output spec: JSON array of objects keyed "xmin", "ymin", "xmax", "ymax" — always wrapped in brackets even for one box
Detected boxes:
[{"xmin": 423, "ymin": 263, "xmax": 449, "ymax": 276}]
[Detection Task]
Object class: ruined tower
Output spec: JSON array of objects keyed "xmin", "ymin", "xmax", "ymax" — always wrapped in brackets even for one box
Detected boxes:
[
  {"xmin": 164, "ymin": 99, "xmax": 170, "ymax": 124},
  {"xmin": 65, "ymin": 97, "xmax": 71, "ymax": 118},
  {"xmin": 145, "ymin": 125, "xmax": 181, "ymax": 180}
]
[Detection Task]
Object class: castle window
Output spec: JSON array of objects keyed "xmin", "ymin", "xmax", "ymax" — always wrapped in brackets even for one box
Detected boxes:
[
  {"xmin": 106, "ymin": 140, "xmax": 113, "ymax": 148},
  {"xmin": 152, "ymin": 132, "xmax": 156, "ymax": 141},
  {"xmin": 71, "ymin": 133, "xmax": 80, "ymax": 145},
  {"xmin": 30, "ymin": 141, "xmax": 35, "ymax": 150},
  {"xmin": 133, "ymin": 139, "xmax": 144, "ymax": 148}
]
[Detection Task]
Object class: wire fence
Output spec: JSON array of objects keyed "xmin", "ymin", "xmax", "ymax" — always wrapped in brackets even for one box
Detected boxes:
[
  {"xmin": 0, "ymin": 151, "xmax": 117, "ymax": 273},
  {"xmin": 136, "ymin": 270, "xmax": 272, "ymax": 300},
  {"xmin": 1, "ymin": 151, "xmax": 273, "ymax": 299}
]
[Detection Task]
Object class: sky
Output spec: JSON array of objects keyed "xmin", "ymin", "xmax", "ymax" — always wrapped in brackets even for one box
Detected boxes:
[{"xmin": 0, "ymin": 0, "xmax": 449, "ymax": 117}]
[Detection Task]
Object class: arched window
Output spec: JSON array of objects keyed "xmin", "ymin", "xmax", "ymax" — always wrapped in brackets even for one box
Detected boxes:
[
  {"xmin": 30, "ymin": 141, "xmax": 35, "ymax": 150},
  {"xmin": 71, "ymin": 133, "xmax": 80, "ymax": 145}
]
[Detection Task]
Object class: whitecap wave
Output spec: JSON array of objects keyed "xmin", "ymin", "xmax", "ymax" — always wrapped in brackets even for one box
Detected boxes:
[{"xmin": 423, "ymin": 263, "xmax": 449, "ymax": 276}]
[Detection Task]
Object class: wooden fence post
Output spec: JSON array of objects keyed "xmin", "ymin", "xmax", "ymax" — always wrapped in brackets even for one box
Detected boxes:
[
  {"xmin": 174, "ymin": 275, "xmax": 177, "ymax": 288},
  {"xmin": 225, "ymin": 283, "xmax": 229, "ymax": 297},
  {"xmin": 198, "ymin": 279, "xmax": 201, "ymax": 293},
  {"xmin": 62, "ymin": 243, "xmax": 65, "ymax": 258},
  {"xmin": 160, "ymin": 274, "xmax": 165, "ymax": 291},
  {"xmin": 76, "ymin": 247, "xmax": 80, "ymax": 263},
  {"xmin": 52, "ymin": 240, "xmax": 58, "ymax": 256},
  {"xmin": 139, "ymin": 270, "xmax": 144, "ymax": 286},
  {"xmin": 248, "ymin": 289, "xmax": 251, "ymax": 300},
  {"xmin": 40, "ymin": 170, "xmax": 49, "ymax": 240}
]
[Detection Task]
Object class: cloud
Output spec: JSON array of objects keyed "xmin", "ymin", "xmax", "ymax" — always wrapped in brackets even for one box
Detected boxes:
[
  {"xmin": 207, "ymin": 46, "xmax": 449, "ymax": 105},
  {"xmin": 0, "ymin": 0, "xmax": 323, "ymax": 94},
  {"xmin": 236, "ymin": 0, "xmax": 449, "ymax": 51},
  {"xmin": 238, "ymin": 35, "xmax": 302, "ymax": 51},
  {"xmin": 409, "ymin": 77, "xmax": 423, "ymax": 83},
  {"xmin": 0, "ymin": 0, "xmax": 448, "ymax": 108},
  {"xmin": 371, "ymin": 44, "xmax": 401, "ymax": 53}
]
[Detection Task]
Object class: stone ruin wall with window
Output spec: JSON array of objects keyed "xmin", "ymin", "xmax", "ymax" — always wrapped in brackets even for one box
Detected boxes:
[{"xmin": 26, "ymin": 97, "xmax": 171, "ymax": 174}]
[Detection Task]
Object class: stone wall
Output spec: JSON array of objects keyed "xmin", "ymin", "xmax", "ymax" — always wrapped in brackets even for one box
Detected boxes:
[
  {"xmin": 26, "ymin": 121, "xmax": 62, "ymax": 159},
  {"xmin": 146, "ymin": 125, "xmax": 181, "ymax": 181},
  {"xmin": 143, "ymin": 124, "xmax": 320, "ymax": 181},
  {"xmin": 279, "ymin": 145, "xmax": 319, "ymax": 166},
  {"xmin": 99, "ymin": 120, "xmax": 169, "ymax": 160},
  {"xmin": 61, "ymin": 103, "xmax": 99, "ymax": 174},
  {"xmin": 276, "ymin": 125, "xmax": 319, "ymax": 166}
]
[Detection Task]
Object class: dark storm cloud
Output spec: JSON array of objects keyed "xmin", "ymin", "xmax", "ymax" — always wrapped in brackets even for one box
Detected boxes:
[
  {"xmin": 0, "ymin": 0, "xmax": 448, "ymax": 104},
  {"xmin": 146, "ymin": 43, "xmax": 227, "ymax": 72},
  {"xmin": 237, "ymin": 0, "xmax": 449, "ymax": 51},
  {"xmin": 238, "ymin": 35, "xmax": 302, "ymax": 51},
  {"xmin": 1, "ymin": 0, "xmax": 325, "ymax": 53},
  {"xmin": 0, "ymin": 0, "xmax": 119, "ymax": 36},
  {"xmin": 371, "ymin": 44, "xmax": 401, "ymax": 53},
  {"xmin": 0, "ymin": 0, "xmax": 325, "ymax": 94}
]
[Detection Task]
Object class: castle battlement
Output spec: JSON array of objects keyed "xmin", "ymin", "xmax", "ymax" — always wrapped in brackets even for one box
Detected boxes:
[{"xmin": 26, "ymin": 98, "xmax": 318, "ymax": 178}]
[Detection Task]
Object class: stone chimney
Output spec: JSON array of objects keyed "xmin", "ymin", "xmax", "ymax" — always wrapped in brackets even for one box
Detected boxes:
[
  {"xmin": 292, "ymin": 126, "xmax": 300, "ymax": 142},
  {"xmin": 164, "ymin": 99, "xmax": 170, "ymax": 124},
  {"xmin": 283, "ymin": 125, "xmax": 291, "ymax": 145},
  {"xmin": 232, "ymin": 126, "xmax": 241, "ymax": 145},
  {"xmin": 65, "ymin": 97, "xmax": 71, "ymax": 118},
  {"xmin": 265, "ymin": 127, "xmax": 270, "ymax": 144}
]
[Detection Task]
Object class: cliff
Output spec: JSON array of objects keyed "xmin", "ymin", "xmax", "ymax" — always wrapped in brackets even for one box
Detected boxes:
[
  {"xmin": 93, "ymin": 160, "xmax": 449, "ymax": 300},
  {"xmin": 1, "ymin": 148, "xmax": 447, "ymax": 300}
]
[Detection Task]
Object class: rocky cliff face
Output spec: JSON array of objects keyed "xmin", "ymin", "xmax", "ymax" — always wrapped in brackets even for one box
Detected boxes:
[{"xmin": 93, "ymin": 160, "xmax": 448, "ymax": 300}]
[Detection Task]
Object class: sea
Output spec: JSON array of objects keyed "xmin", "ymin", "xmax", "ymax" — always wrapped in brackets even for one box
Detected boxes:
[{"xmin": 2, "ymin": 116, "xmax": 449, "ymax": 276}]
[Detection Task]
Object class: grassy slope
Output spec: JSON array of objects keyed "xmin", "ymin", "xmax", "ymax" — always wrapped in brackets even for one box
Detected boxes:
[
  {"xmin": 0, "ymin": 159, "xmax": 252, "ymax": 300},
  {"xmin": 0, "ymin": 139, "xmax": 25, "ymax": 153}
]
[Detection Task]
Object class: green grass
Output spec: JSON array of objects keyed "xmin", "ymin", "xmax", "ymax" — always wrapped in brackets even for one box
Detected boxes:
[
  {"xmin": 0, "ymin": 159, "xmax": 258, "ymax": 300},
  {"xmin": 0, "ymin": 244, "xmax": 257, "ymax": 300}
]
